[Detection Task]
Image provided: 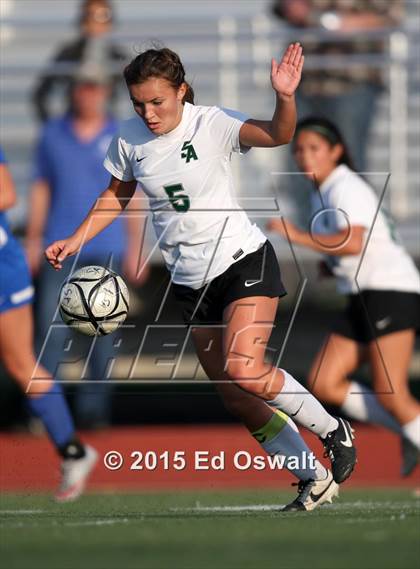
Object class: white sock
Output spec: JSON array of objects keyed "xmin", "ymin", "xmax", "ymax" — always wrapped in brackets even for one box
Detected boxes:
[
  {"xmin": 341, "ymin": 381, "xmax": 402, "ymax": 434},
  {"xmin": 268, "ymin": 369, "xmax": 338, "ymax": 438},
  {"xmin": 253, "ymin": 410, "xmax": 327, "ymax": 481},
  {"xmin": 402, "ymin": 414, "xmax": 420, "ymax": 449}
]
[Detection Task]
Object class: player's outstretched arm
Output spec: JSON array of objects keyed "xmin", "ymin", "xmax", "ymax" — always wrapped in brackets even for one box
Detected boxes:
[
  {"xmin": 44, "ymin": 176, "xmax": 137, "ymax": 270},
  {"xmin": 267, "ymin": 218, "xmax": 365, "ymax": 256},
  {"xmin": 239, "ymin": 42, "xmax": 304, "ymax": 148}
]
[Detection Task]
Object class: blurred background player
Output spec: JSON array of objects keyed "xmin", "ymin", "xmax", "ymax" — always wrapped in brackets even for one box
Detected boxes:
[
  {"xmin": 0, "ymin": 146, "xmax": 97, "ymax": 501},
  {"xmin": 271, "ymin": 0, "xmax": 403, "ymax": 225},
  {"xmin": 26, "ymin": 61, "xmax": 148, "ymax": 429},
  {"xmin": 32, "ymin": 0, "xmax": 126, "ymax": 123},
  {"xmin": 44, "ymin": 45, "xmax": 359, "ymax": 512},
  {"xmin": 268, "ymin": 117, "xmax": 420, "ymax": 476}
]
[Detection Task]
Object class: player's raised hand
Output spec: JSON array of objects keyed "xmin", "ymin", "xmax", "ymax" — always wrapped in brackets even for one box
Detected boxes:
[
  {"xmin": 44, "ymin": 236, "xmax": 81, "ymax": 270},
  {"xmin": 271, "ymin": 42, "xmax": 304, "ymax": 98}
]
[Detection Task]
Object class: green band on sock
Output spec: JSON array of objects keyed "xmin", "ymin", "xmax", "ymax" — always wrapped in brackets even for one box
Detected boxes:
[{"xmin": 252, "ymin": 410, "xmax": 289, "ymax": 444}]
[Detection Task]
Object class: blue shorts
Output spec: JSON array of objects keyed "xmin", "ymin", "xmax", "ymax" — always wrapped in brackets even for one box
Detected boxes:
[{"xmin": 0, "ymin": 240, "xmax": 34, "ymax": 314}]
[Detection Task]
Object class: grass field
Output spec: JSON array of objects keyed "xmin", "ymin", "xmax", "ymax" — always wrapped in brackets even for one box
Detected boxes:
[{"xmin": 1, "ymin": 489, "xmax": 419, "ymax": 569}]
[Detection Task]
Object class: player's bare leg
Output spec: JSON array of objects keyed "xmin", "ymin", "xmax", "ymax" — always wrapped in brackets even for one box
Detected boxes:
[
  {"xmin": 222, "ymin": 296, "xmax": 283, "ymax": 399},
  {"xmin": 191, "ymin": 325, "xmax": 339, "ymax": 510},
  {"xmin": 220, "ymin": 296, "xmax": 356, "ymax": 483},
  {"xmin": 307, "ymin": 334, "xmax": 366, "ymax": 406},
  {"xmin": 370, "ymin": 329, "xmax": 420, "ymax": 474},
  {"xmin": 0, "ymin": 304, "xmax": 53, "ymax": 395},
  {"xmin": 0, "ymin": 304, "xmax": 97, "ymax": 500},
  {"xmin": 309, "ymin": 331, "xmax": 419, "ymax": 475},
  {"xmin": 191, "ymin": 326, "xmax": 273, "ymax": 430},
  {"xmin": 370, "ymin": 329, "xmax": 419, "ymax": 423}
]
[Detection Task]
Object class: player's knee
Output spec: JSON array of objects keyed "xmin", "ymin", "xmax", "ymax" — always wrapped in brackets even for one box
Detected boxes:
[
  {"xmin": 308, "ymin": 368, "xmax": 343, "ymax": 403},
  {"xmin": 310, "ymin": 378, "xmax": 337, "ymax": 404},
  {"xmin": 224, "ymin": 362, "xmax": 265, "ymax": 397},
  {"xmin": 2, "ymin": 352, "xmax": 29, "ymax": 388},
  {"xmin": 225, "ymin": 359, "xmax": 266, "ymax": 380}
]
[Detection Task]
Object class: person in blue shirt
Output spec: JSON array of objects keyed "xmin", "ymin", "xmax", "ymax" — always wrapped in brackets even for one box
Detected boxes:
[
  {"xmin": 26, "ymin": 62, "xmax": 148, "ymax": 428},
  {"xmin": 0, "ymin": 146, "xmax": 97, "ymax": 501}
]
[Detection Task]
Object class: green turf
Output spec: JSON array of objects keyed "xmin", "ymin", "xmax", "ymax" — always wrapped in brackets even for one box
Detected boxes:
[{"xmin": 1, "ymin": 489, "xmax": 419, "ymax": 569}]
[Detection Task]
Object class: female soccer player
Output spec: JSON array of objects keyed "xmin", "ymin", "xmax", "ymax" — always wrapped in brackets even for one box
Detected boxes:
[
  {"xmin": 0, "ymin": 146, "xmax": 97, "ymax": 501},
  {"xmin": 45, "ymin": 45, "xmax": 357, "ymax": 511},
  {"xmin": 268, "ymin": 117, "xmax": 420, "ymax": 476}
]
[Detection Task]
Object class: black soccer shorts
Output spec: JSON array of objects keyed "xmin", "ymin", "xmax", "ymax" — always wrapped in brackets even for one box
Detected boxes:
[
  {"xmin": 172, "ymin": 239, "xmax": 287, "ymax": 325},
  {"xmin": 333, "ymin": 289, "xmax": 420, "ymax": 343}
]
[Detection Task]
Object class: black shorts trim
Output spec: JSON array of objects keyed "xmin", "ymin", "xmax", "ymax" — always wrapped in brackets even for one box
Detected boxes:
[
  {"xmin": 172, "ymin": 240, "xmax": 287, "ymax": 325},
  {"xmin": 332, "ymin": 290, "xmax": 420, "ymax": 343}
]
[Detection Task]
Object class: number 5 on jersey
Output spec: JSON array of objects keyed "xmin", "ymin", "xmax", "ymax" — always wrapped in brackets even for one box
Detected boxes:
[{"xmin": 164, "ymin": 183, "xmax": 190, "ymax": 212}]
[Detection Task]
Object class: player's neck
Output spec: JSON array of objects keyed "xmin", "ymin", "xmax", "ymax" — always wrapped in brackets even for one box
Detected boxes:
[
  {"xmin": 314, "ymin": 165, "xmax": 338, "ymax": 186},
  {"xmin": 72, "ymin": 114, "xmax": 107, "ymax": 142},
  {"xmin": 162, "ymin": 104, "xmax": 185, "ymax": 136}
]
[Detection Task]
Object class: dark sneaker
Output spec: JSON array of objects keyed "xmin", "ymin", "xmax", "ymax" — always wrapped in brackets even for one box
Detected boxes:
[
  {"xmin": 401, "ymin": 437, "xmax": 419, "ymax": 477},
  {"xmin": 282, "ymin": 470, "xmax": 339, "ymax": 512},
  {"xmin": 321, "ymin": 417, "xmax": 356, "ymax": 483}
]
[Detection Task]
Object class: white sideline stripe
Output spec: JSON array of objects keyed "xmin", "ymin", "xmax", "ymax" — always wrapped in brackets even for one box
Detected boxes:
[
  {"xmin": 1, "ymin": 509, "xmax": 45, "ymax": 515},
  {"xmin": 329, "ymin": 500, "xmax": 419, "ymax": 510},
  {"xmin": 171, "ymin": 501, "xmax": 419, "ymax": 514},
  {"xmin": 1, "ymin": 518, "xmax": 130, "ymax": 529},
  {"xmin": 64, "ymin": 518, "xmax": 130, "ymax": 527},
  {"xmin": 1, "ymin": 502, "xmax": 418, "ymax": 528},
  {"xmin": 171, "ymin": 504, "xmax": 283, "ymax": 512}
]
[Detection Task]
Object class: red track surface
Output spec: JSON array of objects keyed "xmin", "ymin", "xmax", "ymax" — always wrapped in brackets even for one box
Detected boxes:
[{"xmin": 1, "ymin": 425, "xmax": 419, "ymax": 492}]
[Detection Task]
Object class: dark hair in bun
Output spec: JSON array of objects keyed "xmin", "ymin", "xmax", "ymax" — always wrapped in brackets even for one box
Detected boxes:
[{"xmin": 124, "ymin": 47, "xmax": 194, "ymax": 104}]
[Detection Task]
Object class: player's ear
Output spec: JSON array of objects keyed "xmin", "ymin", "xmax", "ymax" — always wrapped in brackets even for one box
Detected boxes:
[
  {"xmin": 176, "ymin": 82, "xmax": 187, "ymax": 102},
  {"xmin": 331, "ymin": 143, "xmax": 344, "ymax": 163}
]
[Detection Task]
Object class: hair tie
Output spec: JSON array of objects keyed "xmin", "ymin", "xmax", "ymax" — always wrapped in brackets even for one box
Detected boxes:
[{"xmin": 296, "ymin": 124, "xmax": 340, "ymax": 145}]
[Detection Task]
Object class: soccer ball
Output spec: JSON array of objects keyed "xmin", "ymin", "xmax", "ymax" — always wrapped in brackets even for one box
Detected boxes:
[{"xmin": 59, "ymin": 266, "xmax": 129, "ymax": 336}]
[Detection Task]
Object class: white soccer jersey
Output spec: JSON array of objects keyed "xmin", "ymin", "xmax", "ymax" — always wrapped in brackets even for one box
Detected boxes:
[
  {"xmin": 104, "ymin": 102, "xmax": 266, "ymax": 289},
  {"xmin": 310, "ymin": 164, "xmax": 420, "ymax": 295}
]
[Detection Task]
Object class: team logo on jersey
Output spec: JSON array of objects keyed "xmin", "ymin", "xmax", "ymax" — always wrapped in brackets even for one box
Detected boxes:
[{"xmin": 181, "ymin": 141, "xmax": 198, "ymax": 163}]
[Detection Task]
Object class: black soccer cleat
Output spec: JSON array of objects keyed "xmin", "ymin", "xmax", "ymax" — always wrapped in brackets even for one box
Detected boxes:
[
  {"xmin": 401, "ymin": 437, "xmax": 420, "ymax": 477},
  {"xmin": 321, "ymin": 417, "xmax": 357, "ymax": 483},
  {"xmin": 281, "ymin": 470, "xmax": 339, "ymax": 512}
]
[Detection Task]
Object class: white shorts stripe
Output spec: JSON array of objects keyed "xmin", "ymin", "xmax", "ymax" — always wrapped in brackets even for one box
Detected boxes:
[{"xmin": 11, "ymin": 285, "xmax": 34, "ymax": 305}]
